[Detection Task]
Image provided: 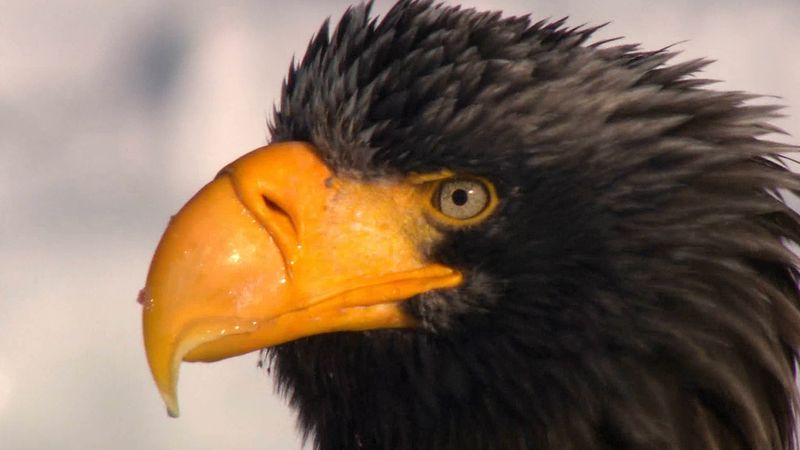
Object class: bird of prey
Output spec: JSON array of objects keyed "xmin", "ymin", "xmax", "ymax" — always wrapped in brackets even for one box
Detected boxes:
[{"xmin": 140, "ymin": 1, "xmax": 800, "ymax": 449}]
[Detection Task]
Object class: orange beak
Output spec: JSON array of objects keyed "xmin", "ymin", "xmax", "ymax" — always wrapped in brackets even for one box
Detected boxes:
[{"xmin": 141, "ymin": 141, "xmax": 462, "ymax": 416}]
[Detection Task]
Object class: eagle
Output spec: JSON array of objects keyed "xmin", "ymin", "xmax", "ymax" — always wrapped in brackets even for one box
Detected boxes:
[{"xmin": 140, "ymin": 1, "xmax": 800, "ymax": 449}]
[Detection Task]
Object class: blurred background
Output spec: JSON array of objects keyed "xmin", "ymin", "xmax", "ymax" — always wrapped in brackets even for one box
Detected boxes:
[{"xmin": 1, "ymin": 0, "xmax": 799, "ymax": 448}]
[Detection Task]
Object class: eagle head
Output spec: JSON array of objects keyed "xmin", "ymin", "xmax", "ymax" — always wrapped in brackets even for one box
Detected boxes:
[{"xmin": 141, "ymin": 2, "xmax": 800, "ymax": 449}]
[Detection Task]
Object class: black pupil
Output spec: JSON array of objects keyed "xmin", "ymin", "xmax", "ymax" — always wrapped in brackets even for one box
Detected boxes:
[{"xmin": 451, "ymin": 188, "xmax": 469, "ymax": 206}]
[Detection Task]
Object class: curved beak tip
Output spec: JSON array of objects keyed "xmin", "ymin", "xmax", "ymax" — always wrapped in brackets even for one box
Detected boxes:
[
  {"xmin": 147, "ymin": 346, "xmax": 181, "ymax": 417},
  {"xmin": 165, "ymin": 401, "xmax": 180, "ymax": 418}
]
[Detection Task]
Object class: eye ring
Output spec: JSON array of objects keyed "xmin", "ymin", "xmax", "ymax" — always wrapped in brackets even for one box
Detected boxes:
[{"xmin": 427, "ymin": 176, "xmax": 498, "ymax": 226}]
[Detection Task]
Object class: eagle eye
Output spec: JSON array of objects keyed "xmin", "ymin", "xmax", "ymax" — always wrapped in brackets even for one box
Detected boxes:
[
  {"xmin": 435, "ymin": 179, "xmax": 489, "ymax": 219},
  {"xmin": 428, "ymin": 177, "xmax": 498, "ymax": 225}
]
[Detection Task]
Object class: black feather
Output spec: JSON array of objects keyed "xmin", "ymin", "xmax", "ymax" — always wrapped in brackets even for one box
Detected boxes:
[{"xmin": 267, "ymin": 1, "xmax": 800, "ymax": 449}]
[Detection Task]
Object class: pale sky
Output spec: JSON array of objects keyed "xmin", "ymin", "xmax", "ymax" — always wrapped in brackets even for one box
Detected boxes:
[{"xmin": 1, "ymin": 1, "xmax": 799, "ymax": 449}]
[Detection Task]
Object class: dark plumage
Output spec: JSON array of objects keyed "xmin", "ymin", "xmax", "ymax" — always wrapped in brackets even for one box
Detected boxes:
[{"xmin": 264, "ymin": 1, "xmax": 800, "ymax": 449}]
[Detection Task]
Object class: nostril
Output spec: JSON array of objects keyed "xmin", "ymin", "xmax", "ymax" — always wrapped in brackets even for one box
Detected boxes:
[
  {"xmin": 262, "ymin": 195, "xmax": 298, "ymax": 237},
  {"xmin": 262, "ymin": 195, "xmax": 281, "ymax": 214}
]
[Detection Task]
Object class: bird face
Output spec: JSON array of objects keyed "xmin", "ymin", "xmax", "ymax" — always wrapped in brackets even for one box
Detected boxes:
[{"xmin": 142, "ymin": 137, "xmax": 523, "ymax": 414}]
